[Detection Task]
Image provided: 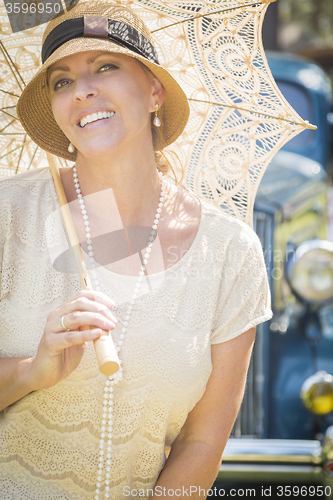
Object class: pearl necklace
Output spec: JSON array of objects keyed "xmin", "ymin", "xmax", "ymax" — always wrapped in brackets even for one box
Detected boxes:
[{"xmin": 72, "ymin": 166, "xmax": 167, "ymax": 500}]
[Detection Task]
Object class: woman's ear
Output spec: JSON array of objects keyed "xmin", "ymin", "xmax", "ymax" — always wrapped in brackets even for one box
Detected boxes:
[{"xmin": 149, "ymin": 78, "xmax": 166, "ymax": 112}]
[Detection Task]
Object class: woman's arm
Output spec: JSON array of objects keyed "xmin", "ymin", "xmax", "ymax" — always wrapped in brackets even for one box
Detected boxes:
[
  {"xmin": 151, "ymin": 327, "xmax": 256, "ymax": 500},
  {"xmin": 0, "ymin": 357, "xmax": 36, "ymax": 412}
]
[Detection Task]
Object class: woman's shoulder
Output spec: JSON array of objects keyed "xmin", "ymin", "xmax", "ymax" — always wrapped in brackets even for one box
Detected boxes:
[
  {"xmin": 184, "ymin": 188, "xmax": 260, "ymax": 247},
  {"xmin": 0, "ymin": 166, "xmax": 52, "ymax": 185},
  {"xmin": 0, "ymin": 167, "xmax": 54, "ymax": 205}
]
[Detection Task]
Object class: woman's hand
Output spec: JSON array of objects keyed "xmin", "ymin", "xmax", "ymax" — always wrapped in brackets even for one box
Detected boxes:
[{"xmin": 28, "ymin": 290, "xmax": 117, "ymax": 391}]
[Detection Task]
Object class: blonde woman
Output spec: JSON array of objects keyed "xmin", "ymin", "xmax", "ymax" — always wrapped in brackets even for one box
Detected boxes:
[{"xmin": 0, "ymin": 2, "xmax": 272, "ymax": 499}]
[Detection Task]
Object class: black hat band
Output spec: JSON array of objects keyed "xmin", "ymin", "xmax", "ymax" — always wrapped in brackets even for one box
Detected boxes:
[{"xmin": 42, "ymin": 16, "xmax": 160, "ymax": 65}]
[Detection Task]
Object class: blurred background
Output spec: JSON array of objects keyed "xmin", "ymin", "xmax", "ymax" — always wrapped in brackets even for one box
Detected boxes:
[
  {"xmin": 263, "ymin": 0, "xmax": 333, "ymax": 79},
  {"xmin": 263, "ymin": 0, "xmax": 333, "ymax": 239}
]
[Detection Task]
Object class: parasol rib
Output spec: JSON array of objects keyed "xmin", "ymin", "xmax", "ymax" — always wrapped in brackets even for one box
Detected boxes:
[
  {"xmin": 25, "ymin": 144, "xmax": 39, "ymax": 173},
  {"xmin": 152, "ymin": 0, "xmax": 277, "ymax": 33},
  {"xmin": 0, "ymin": 108, "xmax": 18, "ymax": 120},
  {"xmin": 0, "ymin": 89, "xmax": 20, "ymax": 98},
  {"xmin": 0, "ymin": 119, "xmax": 17, "ymax": 133},
  {"xmin": 0, "ymin": 140, "xmax": 31, "ymax": 160},
  {"xmin": 188, "ymin": 98, "xmax": 317, "ymax": 130},
  {"xmin": 15, "ymin": 132, "xmax": 26, "ymax": 173},
  {"xmin": 0, "ymin": 41, "xmax": 25, "ymax": 91}
]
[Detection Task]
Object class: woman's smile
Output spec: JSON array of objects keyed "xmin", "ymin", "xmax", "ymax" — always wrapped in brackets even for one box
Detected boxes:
[{"xmin": 78, "ymin": 111, "xmax": 114, "ymax": 128}]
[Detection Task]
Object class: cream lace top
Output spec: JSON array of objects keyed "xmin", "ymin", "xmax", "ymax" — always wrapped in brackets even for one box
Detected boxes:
[{"xmin": 0, "ymin": 167, "xmax": 272, "ymax": 500}]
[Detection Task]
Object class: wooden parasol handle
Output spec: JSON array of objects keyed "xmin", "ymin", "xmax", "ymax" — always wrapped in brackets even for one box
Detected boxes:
[{"xmin": 46, "ymin": 153, "xmax": 120, "ymax": 376}]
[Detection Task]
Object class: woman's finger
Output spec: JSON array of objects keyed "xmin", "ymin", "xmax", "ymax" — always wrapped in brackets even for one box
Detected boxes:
[
  {"xmin": 58, "ymin": 294, "xmax": 118, "ymax": 324},
  {"xmin": 54, "ymin": 311, "xmax": 116, "ymax": 333},
  {"xmin": 70, "ymin": 289, "xmax": 115, "ymax": 309},
  {"xmin": 47, "ymin": 328, "xmax": 103, "ymax": 352}
]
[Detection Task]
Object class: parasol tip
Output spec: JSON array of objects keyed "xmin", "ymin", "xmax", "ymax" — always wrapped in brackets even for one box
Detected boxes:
[{"xmin": 304, "ymin": 120, "xmax": 317, "ymax": 131}]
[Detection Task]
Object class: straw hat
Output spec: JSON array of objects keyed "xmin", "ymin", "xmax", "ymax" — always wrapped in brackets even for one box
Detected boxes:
[{"xmin": 17, "ymin": 1, "xmax": 190, "ymax": 161}]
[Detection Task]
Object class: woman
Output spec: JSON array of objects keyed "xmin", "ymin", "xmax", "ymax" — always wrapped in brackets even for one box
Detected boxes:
[{"xmin": 0, "ymin": 2, "xmax": 273, "ymax": 499}]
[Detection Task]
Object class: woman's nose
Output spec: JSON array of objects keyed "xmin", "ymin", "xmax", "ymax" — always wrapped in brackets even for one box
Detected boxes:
[{"xmin": 73, "ymin": 76, "xmax": 99, "ymax": 101}]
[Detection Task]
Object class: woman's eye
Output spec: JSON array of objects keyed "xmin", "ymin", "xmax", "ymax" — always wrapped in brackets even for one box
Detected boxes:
[
  {"xmin": 99, "ymin": 64, "xmax": 119, "ymax": 72},
  {"xmin": 53, "ymin": 79, "xmax": 70, "ymax": 91}
]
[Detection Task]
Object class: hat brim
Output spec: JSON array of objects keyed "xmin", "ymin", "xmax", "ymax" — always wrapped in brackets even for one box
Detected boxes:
[{"xmin": 17, "ymin": 36, "xmax": 190, "ymax": 161}]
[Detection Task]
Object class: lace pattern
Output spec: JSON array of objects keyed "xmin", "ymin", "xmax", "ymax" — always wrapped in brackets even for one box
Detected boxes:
[{"xmin": 0, "ymin": 168, "xmax": 272, "ymax": 499}]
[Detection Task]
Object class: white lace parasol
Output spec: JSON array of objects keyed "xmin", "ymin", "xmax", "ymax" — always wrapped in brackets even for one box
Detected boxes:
[{"xmin": 0, "ymin": 0, "xmax": 316, "ymax": 226}]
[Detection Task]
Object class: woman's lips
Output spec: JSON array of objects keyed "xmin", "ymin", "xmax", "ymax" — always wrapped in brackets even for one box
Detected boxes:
[{"xmin": 77, "ymin": 114, "xmax": 115, "ymax": 129}]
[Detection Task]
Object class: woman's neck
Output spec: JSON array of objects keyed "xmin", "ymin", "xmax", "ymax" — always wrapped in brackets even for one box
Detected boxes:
[{"xmin": 60, "ymin": 147, "xmax": 165, "ymax": 228}]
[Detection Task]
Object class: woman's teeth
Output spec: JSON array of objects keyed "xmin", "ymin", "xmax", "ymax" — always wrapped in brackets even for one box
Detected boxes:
[{"xmin": 79, "ymin": 111, "xmax": 114, "ymax": 128}]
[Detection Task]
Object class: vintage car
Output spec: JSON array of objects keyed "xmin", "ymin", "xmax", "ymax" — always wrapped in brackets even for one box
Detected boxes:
[{"xmin": 214, "ymin": 53, "xmax": 333, "ymax": 498}]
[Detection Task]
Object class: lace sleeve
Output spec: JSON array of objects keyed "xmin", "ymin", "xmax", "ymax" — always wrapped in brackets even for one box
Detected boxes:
[{"xmin": 210, "ymin": 225, "xmax": 272, "ymax": 344}]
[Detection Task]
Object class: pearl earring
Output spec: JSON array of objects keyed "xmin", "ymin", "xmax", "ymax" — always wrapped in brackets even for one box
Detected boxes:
[
  {"xmin": 153, "ymin": 102, "xmax": 161, "ymax": 127},
  {"xmin": 68, "ymin": 142, "xmax": 74, "ymax": 153}
]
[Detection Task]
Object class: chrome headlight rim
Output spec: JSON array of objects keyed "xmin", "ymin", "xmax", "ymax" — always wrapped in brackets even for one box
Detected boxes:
[{"xmin": 286, "ymin": 239, "xmax": 333, "ymax": 306}]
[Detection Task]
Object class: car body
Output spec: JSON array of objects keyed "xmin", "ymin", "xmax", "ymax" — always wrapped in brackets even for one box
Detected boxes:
[{"xmin": 216, "ymin": 53, "xmax": 333, "ymax": 498}]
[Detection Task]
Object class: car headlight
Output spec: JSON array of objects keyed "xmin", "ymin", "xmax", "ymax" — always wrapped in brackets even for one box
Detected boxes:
[
  {"xmin": 286, "ymin": 240, "xmax": 333, "ymax": 304},
  {"xmin": 300, "ymin": 371, "xmax": 333, "ymax": 415}
]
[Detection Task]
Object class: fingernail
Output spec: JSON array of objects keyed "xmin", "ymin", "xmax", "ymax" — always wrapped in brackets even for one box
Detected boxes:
[
  {"xmin": 105, "ymin": 320, "xmax": 115, "ymax": 329},
  {"xmin": 107, "ymin": 312, "xmax": 117, "ymax": 323}
]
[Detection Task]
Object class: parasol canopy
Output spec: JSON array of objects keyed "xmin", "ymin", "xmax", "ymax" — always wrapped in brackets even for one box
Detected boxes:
[{"xmin": 0, "ymin": 0, "xmax": 316, "ymax": 226}]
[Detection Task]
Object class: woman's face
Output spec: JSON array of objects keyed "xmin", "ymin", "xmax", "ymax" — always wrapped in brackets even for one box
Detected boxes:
[{"xmin": 47, "ymin": 50, "xmax": 164, "ymax": 159}]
